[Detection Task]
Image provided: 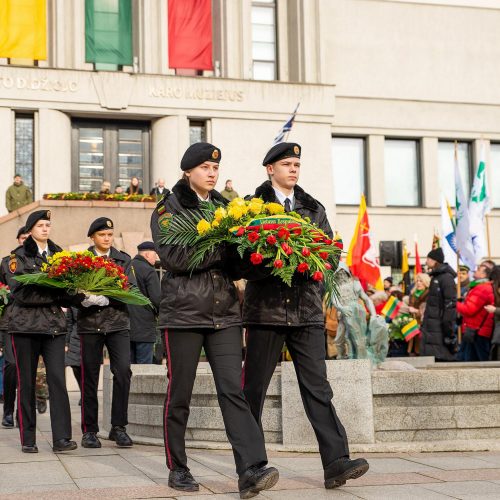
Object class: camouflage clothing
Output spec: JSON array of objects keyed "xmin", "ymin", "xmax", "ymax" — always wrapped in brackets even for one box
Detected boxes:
[{"xmin": 35, "ymin": 358, "xmax": 48, "ymax": 401}]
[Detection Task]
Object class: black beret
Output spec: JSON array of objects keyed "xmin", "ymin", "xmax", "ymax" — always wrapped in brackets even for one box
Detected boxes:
[
  {"xmin": 137, "ymin": 241, "xmax": 155, "ymax": 251},
  {"xmin": 181, "ymin": 142, "xmax": 221, "ymax": 171},
  {"xmin": 25, "ymin": 210, "xmax": 51, "ymax": 232},
  {"xmin": 87, "ymin": 217, "xmax": 114, "ymax": 237},
  {"xmin": 427, "ymin": 247, "xmax": 444, "ymax": 264},
  {"xmin": 262, "ymin": 142, "xmax": 301, "ymax": 166},
  {"xmin": 16, "ymin": 226, "xmax": 27, "ymax": 239}
]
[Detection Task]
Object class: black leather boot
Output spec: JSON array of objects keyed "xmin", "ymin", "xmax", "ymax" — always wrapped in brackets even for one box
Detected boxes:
[
  {"xmin": 22, "ymin": 444, "xmax": 38, "ymax": 453},
  {"xmin": 52, "ymin": 438, "xmax": 77, "ymax": 452},
  {"xmin": 168, "ymin": 469, "xmax": 199, "ymax": 492},
  {"xmin": 238, "ymin": 465, "xmax": 279, "ymax": 499},
  {"xmin": 81, "ymin": 432, "xmax": 102, "ymax": 448},
  {"xmin": 36, "ymin": 399, "xmax": 47, "ymax": 414},
  {"xmin": 1, "ymin": 412, "xmax": 14, "ymax": 428},
  {"xmin": 108, "ymin": 426, "xmax": 133, "ymax": 447},
  {"xmin": 324, "ymin": 457, "xmax": 369, "ymax": 489}
]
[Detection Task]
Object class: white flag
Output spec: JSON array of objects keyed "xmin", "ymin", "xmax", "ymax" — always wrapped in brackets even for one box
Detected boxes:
[
  {"xmin": 469, "ymin": 143, "xmax": 490, "ymax": 262},
  {"xmin": 454, "ymin": 154, "xmax": 476, "ymax": 270},
  {"xmin": 440, "ymin": 195, "xmax": 458, "ymax": 271}
]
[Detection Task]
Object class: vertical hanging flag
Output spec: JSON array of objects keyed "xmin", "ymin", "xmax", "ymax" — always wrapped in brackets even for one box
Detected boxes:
[
  {"xmin": 401, "ymin": 242, "xmax": 411, "ymax": 293},
  {"xmin": 0, "ymin": 0, "xmax": 47, "ymax": 60},
  {"xmin": 346, "ymin": 195, "xmax": 383, "ymax": 290},
  {"xmin": 414, "ymin": 235, "xmax": 422, "ymax": 275},
  {"xmin": 85, "ymin": 0, "xmax": 133, "ymax": 65},
  {"xmin": 469, "ymin": 142, "xmax": 491, "ymax": 262},
  {"xmin": 440, "ymin": 195, "xmax": 458, "ymax": 271},
  {"xmin": 168, "ymin": 0, "xmax": 213, "ymax": 70},
  {"xmin": 272, "ymin": 103, "xmax": 300, "ymax": 145},
  {"xmin": 454, "ymin": 148, "xmax": 476, "ymax": 270}
]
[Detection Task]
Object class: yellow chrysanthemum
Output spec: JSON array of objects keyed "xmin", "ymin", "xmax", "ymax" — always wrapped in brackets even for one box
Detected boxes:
[
  {"xmin": 228, "ymin": 205, "xmax": 244, "ymax": 220},
  {"xmin": 197, "ymin": 219, "xmax": 212, "ymax": 235},
  {"xmin": 248, "ymin": 201, "xmax": 263, "ymax": 215},
  {"xmin": 211, "ymin": 220, "xmax": 220, "ymax": 228},
  {"xmin": 228, "ymin": 197, "xmax": 246, "ymax": 208},
  {"xmin": 265, "ymin": 202, "xmax": 285, "ymax": 215},
  {"xmin": 250, "ymin": 197, "xmax": 264, "ymax": 205},
  {"xmin": 214, "ymin": 207, "xmax": 227, "ymax": 222}
]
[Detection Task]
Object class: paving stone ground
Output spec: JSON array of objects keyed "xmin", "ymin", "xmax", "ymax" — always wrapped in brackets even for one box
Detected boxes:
[{"xmin": 1, "ymin": 392, "xmax": 500, "ymax": 499}]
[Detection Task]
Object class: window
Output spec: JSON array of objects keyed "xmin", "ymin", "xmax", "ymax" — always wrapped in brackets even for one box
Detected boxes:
[
  {"xmin": 251, "ymin": 0, "xmax": 277, "ymax": 80},
  {"xmin": 72, "ymin": 121, "xmax": 149, "ymax": 193},
  {"xmin": 490, "ymin": 143, "xmax": 500, "ymax": 208},
  {"xmin": 438, "ymin": 141, "xmax": 471, "ymax": 203},
  {"xmin": 15, "ymin": 115, "xmax": 35, "ymax": 191},
  {"xmin": 332, "ymin": 137, "xmax": 365, "ymax": 205},
  {"xmin": 189, "ymin": 120, "xmax": 207, "ymax": 145},
  {"xmin": 384, "ymin": 139, "xmax": 420, "ymax": 206}
]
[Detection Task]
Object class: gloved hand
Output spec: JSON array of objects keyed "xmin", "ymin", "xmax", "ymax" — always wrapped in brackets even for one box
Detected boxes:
[{"xmin": 81, "ymin": 294, "xmax": 110, "ymax": 307}]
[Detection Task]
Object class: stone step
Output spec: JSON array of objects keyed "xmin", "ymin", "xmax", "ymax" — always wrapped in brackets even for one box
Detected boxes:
[
  {"xmin": 375, "ymin": 427, "xmax": 500, "ymax": 442},
  {"xmin": 374, "ymin": 392, "xmax": 500, "ymax": 407}
]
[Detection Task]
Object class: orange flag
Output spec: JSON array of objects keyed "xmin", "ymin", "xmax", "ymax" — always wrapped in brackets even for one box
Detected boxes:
[{"xmin": 346, "ymin": 195, "xmax": 383, "ymax": 290}]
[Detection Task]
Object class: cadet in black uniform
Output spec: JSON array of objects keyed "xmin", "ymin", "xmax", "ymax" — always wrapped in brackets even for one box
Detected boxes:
[
  {"xmin": 8, "ymin": 210, "xmax": 78, "ymax": 453},
  {"xmin": 77, "ymin": 217, "xmax": 133, "ymax": 449},
  {"xmin": 242, "ymin": 143, "xmax": 369, "ymax": 489},
  {"xmin": 1, "ymin": 226, "xmax": 29, "ymax": 429},
  {"xmin": 151, "ymin": 143, "xmax": 279, "ymax": 498}
]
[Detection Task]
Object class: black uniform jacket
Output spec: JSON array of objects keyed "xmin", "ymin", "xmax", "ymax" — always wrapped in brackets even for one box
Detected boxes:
[
  {"xmin": 128, "ymin": 254, "xmax": 161, "ymax": 342},
  {"xmin": 242, "ymin": 181, "xmax": 333, "ymax": 328},
  {"xmin": 7, "ymin": 237, "xmax": 70, "ymax": 336},
  {"xmin": 421, "ymin": 263, "xmax": 457, "ymax": 361},
  {"xmin": 151, "ymin": 179, "xmax": 241, "ymax": 331},
  {"xmin": 76, "ymin": 246, "xmax": 131, "ymax": 335}
]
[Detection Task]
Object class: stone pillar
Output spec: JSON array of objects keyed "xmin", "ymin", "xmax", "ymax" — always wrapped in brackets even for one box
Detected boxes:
[
  {"xmin": 421, "ymin": 137, "xmax": 439, "ymax": 208},
  {"xmin": 281, "ymin": 359, "xmax": 375, "ymax": 447},
  {"xmin": 367, "ymin": 135, "xmax": 385, "ymax": 207},
  {"xmin": 151, "ymin": 115, "xmax": 189, "ymax": 186},
  {"xmin": 37, "ymin": 109, "xmax": 72, "ymax": 199},
  {"xmin": 0, "ymin": 108, "xmax": 14, "ymax": 216}
]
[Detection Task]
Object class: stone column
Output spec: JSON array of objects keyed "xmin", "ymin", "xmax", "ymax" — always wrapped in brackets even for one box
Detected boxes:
[
  {"xmin": 0, "ymin": 108, "xmax": 15, "ymax": 216},
  {"xmin": 37, "ymin": 109, "xmax": 72, "ymax": 198},
  {"xmin": 151, "ymin": 115, "xmax": 189, "ymax": 186}
]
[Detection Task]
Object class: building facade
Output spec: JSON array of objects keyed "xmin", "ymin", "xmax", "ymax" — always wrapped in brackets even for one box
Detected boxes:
[{"xmin": 1, "ymin": 0, "xmax": 499, "ymax": 260}]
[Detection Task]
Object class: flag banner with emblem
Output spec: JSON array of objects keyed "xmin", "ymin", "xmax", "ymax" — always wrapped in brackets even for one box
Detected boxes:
[
  {"xmin": 414, "ymin": 235, "xmax": 422, "ymax": 275},
  {"xmin": 346, "ymin": 195, "xmax": 383, "ymax": 290},
  {"xmin": 381, "ymin": 295, "xmax": 402, "ymax": 320},
  {"xmin": 441, "ymin": 195, "xmax": 458, "ymax": 271},
  {"xmin": 272, "ymin": 103, "xmax": 300, "ymax": 145},
  {"xmin": 401, "ymin": 318, "xmax": 420, "ymax": 342},
  {"xmin": 401, "ymin": 242, "xmax": 411, "ymax": 294},
  {"xmin": 85, "ymin": 0, "xmax": 133, "ymax": 65},
  {"xmin": 0, "ymin": 0, "xmax": 46, "ymax": 60},
  {"xmin": 469, "ymin": 142, "xmax": 490, "ymax": 262},
  {"xmin": 454, "ymin": 151, "xmax": 476, "ymax": 269},
  {"xmin": 168, "ymin": 0, "xmax": 213, "ymax": 70}
]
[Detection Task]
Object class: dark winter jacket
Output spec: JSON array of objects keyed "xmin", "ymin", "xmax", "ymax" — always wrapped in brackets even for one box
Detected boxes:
[
  {"xmin": 242, "ymin": 181, "xmax": 333, "ymax": 327},
  {"xmin": 420, "ymin": 263, "xmax": 457, "ymax": 361},
  {"xmin": 7, "ymin": 237, "xmax": 72, "ymax": 336},
  {"xmin": 457, "ymin": 281, "xmax": 494, "ymax": 338},
  {"xmin": 65, "ymin": 307, "xmax": 80, "ymax": 367},
  {"xmin": 128, "ymin": 255, "xmax": 161, "ymax": 342},
  {"xmin": 151, "ymin": 179, "xmax": 241, "ymax": 330},
  {"xmin": 76, "ymin": 246, "xmax": 131, "ymax": 334}
]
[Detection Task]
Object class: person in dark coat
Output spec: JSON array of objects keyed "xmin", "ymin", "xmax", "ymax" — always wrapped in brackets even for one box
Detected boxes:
[
  {"xmin": 129, "ymin": 242, "xmax": 161, "ymax": 364},
  {"xmin": 65, "ymin": 307, "xmax": 81, "ymax": 391},
  {"xmin": 486, "ymin": 266, "xmax": 500, "ymax": 361},
  {"xmin": 241, "ymin": 142, "xmax": 368, "ymax": 490},
  {"xmin": 7, "ymin": 210, "xmax": 78, "ymax": 453},
  {"xmin": 420, "ymin": 247, "xmax": 457, "ymax": 361},
  {"xmin": 151, "ymin": 142, "xmax": 278, "ymax": 497},
  {"xmin": 77, "ymin": 217, "xmax": 134, "ymax": 450}
]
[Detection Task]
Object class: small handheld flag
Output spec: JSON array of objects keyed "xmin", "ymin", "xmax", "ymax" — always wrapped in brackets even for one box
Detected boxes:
[
  {"xmin": 401, "ymin": 319, "xmax": 420, "ymax": 342},
  {"xmin": 381, "ymin": 296, "xmax": 402, "ymax": 320}
]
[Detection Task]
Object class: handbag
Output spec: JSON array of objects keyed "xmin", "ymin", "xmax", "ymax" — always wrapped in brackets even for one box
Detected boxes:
[{"xmin": 462, "ymin": 311, "xmax": 490, "ymax": 345}]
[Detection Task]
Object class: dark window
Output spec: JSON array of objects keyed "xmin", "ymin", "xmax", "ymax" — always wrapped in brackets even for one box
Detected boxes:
[{"xmin": 189, "ymin": 120, "xmax": 207, "ymax": 145}]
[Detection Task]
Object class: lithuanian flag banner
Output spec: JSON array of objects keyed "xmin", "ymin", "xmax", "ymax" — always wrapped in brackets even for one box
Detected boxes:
[
  {"xmin": 401, "ymin": 319, "xmax": 420, "ymax": 342},
  {"xmin": 381, "ymin": 296, "xmax": 402, "ymax": 320},
  {"xmin": 0, "ymin": 0, "xmax": 47, "ymax": 60}
]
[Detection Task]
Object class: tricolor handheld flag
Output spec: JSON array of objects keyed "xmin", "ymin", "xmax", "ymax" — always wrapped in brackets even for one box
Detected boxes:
[
  {"xmin": 272, "ymin": 103, "xmax": 300, "ymax": 145},
  {"xmin": 401, "ymin": 319, "xmax": 420, "ymax": 342},
  {"xmin": 381, "ymin": 296, "xmax": 402, "ymax": 320}
]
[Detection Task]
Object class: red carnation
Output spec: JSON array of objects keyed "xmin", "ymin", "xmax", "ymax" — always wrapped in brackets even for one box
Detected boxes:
[
  {"xmin": 236, "ymin": 227, "xmax": 245, "ymax": 237},
  {"xmin": 325, "ymin": 262, "xmax": 332, "ymax": 270},
  {"xmin": 292, "ymin": 227, "xmax": 302, "ymax": 235},
  {"xmin": 319, "ymin": 252, "xmax": 329, "ymax": 260},
  {"xmin": 266, "ymin": 234, "xmax": 277, "ymax": 245},
  {"xmin": 281, "ymin": 242, "xmax": 293, "ymax": 255},
  {"xmin": 274, "ymin": 259, "xmax": 283, "ymax": 268},
  {"xmin": 312, "ymin": 271, "xmax": 324, "ymax": 281},
  {"xmin": 297, "ymin": 262, "xmax": 309, "ymax": 273},
  {"xmin": 248, "ymin": 231, "xmax": 260, "ymax": 243},
  {"xmin": 277, "ymin": 227, "xmax": 290, "ymax": 240},
  {"xmin": 250, "ymin": 252, "xmax": 264, "ymax": 265},
  {"xmin": 323, "ymin": 238, "xmax": 333, "ymax": 245},
  {"xmin": 301, "ymin": 247, "xmax": 311, "ymax": 257}
]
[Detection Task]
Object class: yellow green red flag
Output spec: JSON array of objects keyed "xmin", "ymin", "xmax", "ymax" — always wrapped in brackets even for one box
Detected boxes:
[{"xmin": 0, "ymin": 0, "xmax": 47, "ymax": 60}]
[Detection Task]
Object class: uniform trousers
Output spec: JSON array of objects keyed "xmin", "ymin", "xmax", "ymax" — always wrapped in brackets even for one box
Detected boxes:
[
  {"xmin": 2, "ymin": 332, "xmax": 17, "ymax": 416},
  {"xmin": 243, "ymin": 325, "xmax": 350, "ymax": 468},
  {"xmin": 164, "ymin": 327, "xmax": 267, "ymax": 476},
  {"xmin": 80, "ymin": 330, "xmax": 132, "ymax": 433},
  {"xmin": 11, "ymin": 333, "xmax": 72, "ymax": 446}
]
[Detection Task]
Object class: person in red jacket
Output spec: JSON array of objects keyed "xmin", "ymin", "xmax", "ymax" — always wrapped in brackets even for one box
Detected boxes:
[{"xmin": 457, "ymin": 263, "xmax": 494, "ymax": 361}]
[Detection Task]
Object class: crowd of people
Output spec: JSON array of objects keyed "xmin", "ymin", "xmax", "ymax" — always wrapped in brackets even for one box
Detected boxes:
[{"xmin": 0, "ymin": 141, "xmax": 371, "ymax": 498}]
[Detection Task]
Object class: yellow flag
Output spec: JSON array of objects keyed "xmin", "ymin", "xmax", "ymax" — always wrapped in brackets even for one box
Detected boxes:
[{"xmin": 0, "ymin": 0, "xmax": 47, "ymax": 60}]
